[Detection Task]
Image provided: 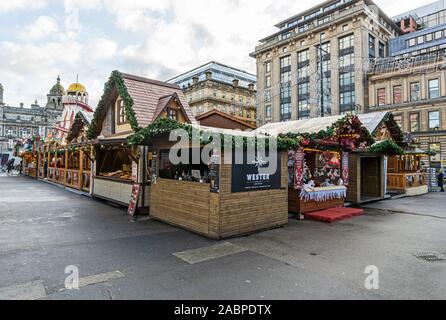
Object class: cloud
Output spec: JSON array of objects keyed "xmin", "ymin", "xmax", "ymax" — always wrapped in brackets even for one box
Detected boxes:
[
  {"xmin": 0, "ymin": 0, "xmax": 48, "ymax": 12},
  {"xmin": 85, "ymin": 38, "xmax": 118, "ymax": 62},
  {"xmin": 0, "ymin": 0, "xmax": 438, "ymax": 109},
  {"xmin": 19, "ymin": 16, "xmax": 59, "ymax": 40}
]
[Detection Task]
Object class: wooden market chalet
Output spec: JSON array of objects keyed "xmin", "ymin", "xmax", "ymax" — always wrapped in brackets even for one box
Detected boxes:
[{"xmin": 17, "ymin": 70, "xmax": 431, "ymax": 238}]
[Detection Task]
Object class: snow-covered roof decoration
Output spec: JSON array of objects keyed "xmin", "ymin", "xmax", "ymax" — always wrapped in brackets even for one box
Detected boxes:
[{"xmin": 255, "ymin": 112, "xmax": 390, "ymax": 137}]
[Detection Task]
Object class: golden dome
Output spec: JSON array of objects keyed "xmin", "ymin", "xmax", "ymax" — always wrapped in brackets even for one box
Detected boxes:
[{"xmin": 67, "ymin": 83, "xmax": 87, "ymax": 93}]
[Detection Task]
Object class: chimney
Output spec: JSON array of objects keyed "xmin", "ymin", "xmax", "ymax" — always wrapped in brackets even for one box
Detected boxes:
[
  {"xmin": 232, "ymin": 79, "xmax": 239, "ymax": 87},
  {"xmin": 248, "ymin": 83, "xmax": 255, "ymax": 92},
  {"xmin": 192, "ymin": 76, "xmax": 199, "ymax": 85},
  {"xmin": 205, "ymin": 71, "xmax": 212, "ymax": 80}
]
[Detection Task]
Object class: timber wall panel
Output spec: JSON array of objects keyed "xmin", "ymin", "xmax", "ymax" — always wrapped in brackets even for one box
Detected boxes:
[
  {"xmin": 217, "ymin": 151, "xmax": 288, "ymax": 238},
  {"xmin": 150, "ymin": 179, "xmax": 212, "ymax": 236}
]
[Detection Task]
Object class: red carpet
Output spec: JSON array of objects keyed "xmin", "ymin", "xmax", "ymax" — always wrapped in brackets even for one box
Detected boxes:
[{"xmin": 305, "ymin": 207, "xmax": 364, "ymax": 223}]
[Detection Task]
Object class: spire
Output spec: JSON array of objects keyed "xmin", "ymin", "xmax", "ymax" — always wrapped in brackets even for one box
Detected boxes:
[{"xmin": 57, "ymin": 75, "xmax": 61, "ymax": 84}]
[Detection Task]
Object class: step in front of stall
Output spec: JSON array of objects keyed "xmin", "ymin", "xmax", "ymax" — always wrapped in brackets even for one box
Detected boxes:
[{"xmin": 305, "ymin": 207, "xmax": 364, "ymax": 223}]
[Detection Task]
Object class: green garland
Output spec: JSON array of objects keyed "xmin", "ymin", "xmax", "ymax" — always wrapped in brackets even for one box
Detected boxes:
[
  {"xmin": 88, "ymin": 70, "xmax": 139, "ymax": 139},
  {"xmin": 367, "ymin": 139, "xmax": 403, "ymax": 155},
  {"xmin": 128, "ymin": 118, "xmax": 281, "ymax": 150}
]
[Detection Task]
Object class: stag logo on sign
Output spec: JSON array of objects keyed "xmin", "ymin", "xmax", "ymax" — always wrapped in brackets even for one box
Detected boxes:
[{"xmin": 252, "ymin": 156, "xmax": 269, "ymax": 168}]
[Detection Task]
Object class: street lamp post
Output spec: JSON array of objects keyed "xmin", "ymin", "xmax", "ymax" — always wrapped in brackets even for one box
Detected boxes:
[{"xmin": 316, "ymin": 33, "xmax": 329, "ymax": 118}]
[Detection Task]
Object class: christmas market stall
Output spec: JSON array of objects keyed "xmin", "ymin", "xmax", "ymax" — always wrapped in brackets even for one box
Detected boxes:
[
  {"xmin": 387, "ymin": 146, "xmax": 431, "ymax": 196},
  {"xmin": 257, "ymin": 116, "xmax": 356, "ymax": 214},
  {"xmin": 65, "ymin": 110, "xmax": 95, "ymax": 193},
  {"xmin": 257, "ymin": 111, "xmax": 406, "ymax": 211},
  {"xmin": 47, "ymin": 141, "xmax": 67, "ymax": 185},
  {"xmin": 87, "ymin": 71, "xmax": 197, "ymax": 211},
  {"xmin": 15, "ymin": 136, "xmax": 39, "ymax": 178},
  {"xmin": 347, "ymin": 112, "xmax": 406, "ymax": 203},
  {"xmin": 128, "ymin": 118, "xmax": 288, "ymax": 239}
]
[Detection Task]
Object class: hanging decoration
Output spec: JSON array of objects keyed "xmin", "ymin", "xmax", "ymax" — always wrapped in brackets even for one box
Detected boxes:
[
  {"xmin": 342, "ymin": 152, "xmax": 349, "ymax": 186},
  {"xmin": 300, "ymin": 186, "xmax": 347, "ymax": 202},
  {"xmin": 293, "ymin": 147, "xmax": 304, "ymax": 190}
]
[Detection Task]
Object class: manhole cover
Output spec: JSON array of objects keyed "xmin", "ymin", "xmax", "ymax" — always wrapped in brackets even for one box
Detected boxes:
[{"xmin": 415, "ymin": 253, "xmax": 445, "ymax": 262}]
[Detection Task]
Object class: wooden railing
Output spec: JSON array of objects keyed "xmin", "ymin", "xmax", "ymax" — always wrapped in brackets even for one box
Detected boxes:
[{"xmin": 387, "ymin": 173, "xmax": 426, "ymax": 192}]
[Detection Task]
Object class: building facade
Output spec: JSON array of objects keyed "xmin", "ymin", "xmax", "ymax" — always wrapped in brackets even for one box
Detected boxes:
[
  {"xmin": 167, "ymin": 61, "xmax": 257, "ymax": 126},
  {"xmin": 0, "ymin": 77, "xmax": 65, "ymax": 154},
  {"xmin": 367, "ymin": 0, "xmax": 446, "ymax": 167},
  {"xmin": 251, "ymin": 0, "xmax": 400, "ymax": 125}
]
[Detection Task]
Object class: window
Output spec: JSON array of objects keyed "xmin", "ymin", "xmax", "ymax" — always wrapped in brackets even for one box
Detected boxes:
[
  {"xmin": 429, "ymin": 111, "xmax": 440, "ymax": 130},
  {"xmin": 378, "ymin": 42, "xmax": 385, "ymax": 58},
  {"xmin": 298, "ymin": 82, "xmax": 309, "ymax": 96},
  {"xmin": 409, "ymin": 38, "xmax": 416, "ymax": 47},
  {"xmin": 426, "ymin": 33, "xmax": 433, "ymax": 42},
  {"xmin": 417, "ymin": 36, "xmax": 424, "ymax": 45},
  {"xmin": 265, "ymin": 105, "xmax": 272, "ymax": 118},
  {"xmin": 280, "ymin": 71, "xmax": 291, "ymax": 84},
  {"xmin": 394, "ymin": 114, "xmax": 403, "ymax": 129},
  {"xmin": 429, "ymin": 143, "xmax": 441, "ymax": 163},
  {"xmin": 265, "ymin": 61, "xmax": 271, "ymax": 73},
  {"xmin": 265, "ymin": 75, "xmax": 271, "ymax": 88},
  {"xmin": 409, "ymin": 113, "xmax": 420, "ymax": 132},
  {"xmin": 280, "ymin": 103, "xmax": 291, "ymax": 121},
  {"xmin": 428, "ymin": 79, "xmax": 440, "ymax": 99},
  {"xmin": 435, "ymin": 30, "xmax": 442, "ymax": 40},
  {"xmin": 340, "ymin": 72, "xmax": 354, "ymax": 87},
  {"xmin": 264, "ymin": 89, "xmax": 271, "ymax": 103},
  {"xmin": 339, "ymin": 34, "xmax": 354, "ymax": 50},
  {"xmin": 377, "ymin": 88, "xmax": 386, "ymax": 106},
  {"xmin": 167, "ymin": 108, "xmax": 178, "ymax": 120},
  {"xmin": 298, "ymin": 50, "xmax": 309, "ymax": 62},
  {"xmin": 369, "ymin": 34, "xmax": 376, "ymax": 58},
  {"xmin": 280, "ymin": 56, "xmax": 291, "ymax": 69},
  {"xmin": 393, "ymin": 85, "xmax": 402, "ymax": 104},
  {"xmin": 117, "ymin": 99, "xmax": 127, "ymax": 124},
  {"xmin": 410, "ymin": 82, "xmax": 420, "ymax": 101}
]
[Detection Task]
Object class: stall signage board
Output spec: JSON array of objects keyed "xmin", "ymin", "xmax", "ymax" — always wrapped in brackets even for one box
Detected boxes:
[
  {"xmin": 231, "ymin": 151, "xmax": 281, "ymax": 193},
  {"xmin": 128, "ymin": 184, "xmax": 140, "ymax": 217},
  {"xmin": 132, "ymin": 161, "xmax": 138, "ymax": 182},
  {"xmin": 209, "ymin": 153, "xmax": 220, "ymax": 193}
]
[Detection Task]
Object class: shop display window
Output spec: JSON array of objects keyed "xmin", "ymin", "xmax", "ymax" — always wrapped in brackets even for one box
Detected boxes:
[{"xmin": 96, "ymin": 148, "xmax": 133, "ymax": 180}]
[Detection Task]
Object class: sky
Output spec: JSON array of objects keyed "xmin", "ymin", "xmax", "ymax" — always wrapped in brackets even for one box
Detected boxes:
[{"xmin": 0, "ymin": 0, "xmax": 436, "ymax": 109}]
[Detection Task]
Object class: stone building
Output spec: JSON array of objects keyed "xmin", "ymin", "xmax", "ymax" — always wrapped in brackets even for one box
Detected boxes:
[
  {"xmin": 167, "ymin": 61, "xmax": 257, "ymax": 126},
  {"xmin": 0, "ymin": 77, "xmax": 65, "ymax": 154},
  {"xmin": 367, "ymin": 0, "xmax": 446, "ymax": 167},
  {"xmin": 251, "ymin": 0, "xmax": 400, "ymax": 125}
]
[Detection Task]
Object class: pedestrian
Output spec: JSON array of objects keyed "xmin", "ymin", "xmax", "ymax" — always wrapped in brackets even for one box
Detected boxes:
[
  {"xmin": 19, "ymin": 160, "xmax": 23, "ymax": 175},
  {"xmin": 6, "ymin": 159, "xmax": 14, "ymax": 175},
  {"xmin": 44, "ymin": 159, "xmax": 48, "ymax": 179},
  {"xmin": 438, "ymin": 170, "xmax": 445, "ymax": 192}
]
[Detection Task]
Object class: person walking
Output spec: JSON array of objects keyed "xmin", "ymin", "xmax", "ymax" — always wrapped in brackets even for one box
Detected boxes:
[
  {"xmin": 438, "ymin": 170, "xmax": 445, "ymax": 192},
  {"xmin": 6, "ymin": 159, "xmax": 14, "ymax": 175}
]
